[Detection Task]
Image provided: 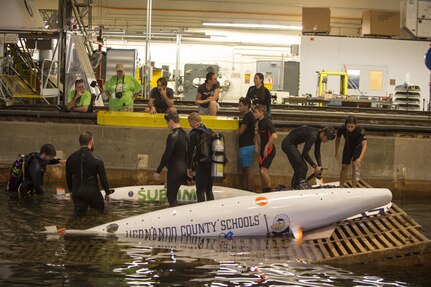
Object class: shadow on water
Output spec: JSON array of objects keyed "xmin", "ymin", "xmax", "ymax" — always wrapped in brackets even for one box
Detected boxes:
[{"xmin": 0, "ymin": 185, "xmax": 430, "ymax": 286}]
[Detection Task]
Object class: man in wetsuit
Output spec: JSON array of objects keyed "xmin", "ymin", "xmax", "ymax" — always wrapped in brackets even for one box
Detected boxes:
[
  {"xmin": 66, "ymin": 131, "xmax": 111, "ymax": 216},
  {"xmin": 253, "ymin": 105, "xmax": 277, "ymax": 193},
  {"xmin": 187, "ymin": 112, "xmax": 214, "ymax": 202},
  {"xmin": 154, "ymin": 112, "xmax": 189, "ymax": 207},
  {"xmin": 282, "ymin": 126, "xmax": 335, "ymax": 190},
  {"xmin": 20, "ymin": 143, "xmax": 64, "ymax": 195}
]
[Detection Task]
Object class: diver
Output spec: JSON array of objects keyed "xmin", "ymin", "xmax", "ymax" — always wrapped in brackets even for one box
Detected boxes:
[
  {"xmin": 19, "ymin": 143, "xmax": 65, "ymax": 195},
  {"xmin": 154, "ymin": 112, "xmax": 189, "ymax": 207},
  {"xmin": 66, "ymin": 131, "xmax": 111, "ymax": 216},
  {"xmin": 282, "ymin": 126, "xmax": 335, "ymax": 190},
  {"xmin": 187, "ymin": 112, "xmax": 214, "ymax": 202}
]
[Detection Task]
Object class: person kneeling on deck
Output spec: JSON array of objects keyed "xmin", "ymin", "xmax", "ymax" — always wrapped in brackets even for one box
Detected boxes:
[
  {"xmin": 149, "ymin": 77, "xmax": 176, "ymax": 114},
  {"xmin": 187, "ymin": 112, "xmax": 214, "ymax": 202},
  {"xmin": 196, "ymin": 72, "xmax": 220, "ymax": 116},
  {"xmin": 66, "ymin": 131, "xmax": 111, "ymax": 216},
  {"xmin": 282, "ymin": 126, "xmax": 335, "ymax": 190},
  {"xmin": 335, "ymin": 116, "xmax": 367, "ymax": 188},
  {"xmin": 66, "ymin": 79, "xmax": 92, "ymax": 112},
  {"xmin": 154, "ymin": 112, "xmax": 189, "ymax": 207}
]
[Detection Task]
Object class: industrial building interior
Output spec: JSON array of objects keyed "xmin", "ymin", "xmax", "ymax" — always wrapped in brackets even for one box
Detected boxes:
[
  {"xmin": 0, "ymin": 0, "xmax": 429, "ymax": 109},
  {"xmin": 1, "ymin": 1, "xmax": 431, "ymax": 286}
]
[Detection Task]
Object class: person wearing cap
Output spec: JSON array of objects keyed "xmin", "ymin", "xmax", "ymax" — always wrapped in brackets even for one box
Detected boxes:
[
  {"xmin": 149, "ymin": 77, "xmax": 175, "ymax": 114},
  {"xmin": 335, "ymin": 116, "xmax": 367, "ymax": 188},
  {"xmin": 66, "ymin": 79, "xmax": 92, "ymax": 112},
  {"xmin": 154, "ymin": 112, "xmax": 189, "ymax": 207},
  {"xmin": 103, "ymin": 63, "xmax": 142, "ymax": 112},
  {"xmin": 281, "ymin": 126, "xmax": 335, "ymax": 190}
]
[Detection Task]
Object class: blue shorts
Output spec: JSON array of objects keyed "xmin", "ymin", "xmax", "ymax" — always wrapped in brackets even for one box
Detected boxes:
[{"xmin": 239, "ymin": 145, "xmax": 254, "ymax": 168}]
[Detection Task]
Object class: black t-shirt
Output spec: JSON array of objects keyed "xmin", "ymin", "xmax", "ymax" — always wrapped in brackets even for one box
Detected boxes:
[
  {"xmin": 239, "ymin": 111, "xmax": 255, "ymax": 147},
  {"xmin": 246, "ymin": 85, "xmax": 271, "ymax": 114},
  {"xmin": 284, "ymin": 126, "xmax": 321, "ymax": 167},
  {"xmin": 197, "ymin": 81, "xmax": 220, "ymax": 108},
  {"xmin": 150, "ymin": 87, "xmax": 174, "ymax": 113},
  {"xmin": 257, "ymin": 116, "xmax": 276, "ymax": 151},
  {"xmin": 337, "ymin": 125, "xmax": 366, "ymax": 149}
]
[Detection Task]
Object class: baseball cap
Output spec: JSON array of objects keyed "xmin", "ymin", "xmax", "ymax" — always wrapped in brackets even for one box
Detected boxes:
[{"xmin": 115, "ymin": 63, "xmax": 125, "ymax": 71}]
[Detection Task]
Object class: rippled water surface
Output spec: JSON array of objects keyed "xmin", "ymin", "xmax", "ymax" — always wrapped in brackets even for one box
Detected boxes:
[{"xmin": 0, "ymin": 186, "xmax": 430, "ymax": 286}]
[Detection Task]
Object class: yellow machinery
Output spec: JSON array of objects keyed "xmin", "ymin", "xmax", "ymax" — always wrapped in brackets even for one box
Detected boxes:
[{"xmin": 316, "ymin": 70, "xmax": 349, "ymax": 97}]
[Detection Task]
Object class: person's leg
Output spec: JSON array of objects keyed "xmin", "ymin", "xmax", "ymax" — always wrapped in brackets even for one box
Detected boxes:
[
  {"xmin": 72, "ymin": 193, "xmax": 89, "ymax": 216},
  {"xmin": 351, "ymin": 147, "xmax": 363, "ymax": 187},
  {"xmin": 260, "ymin": 167, "xmax": 271, "ymax": 192},
  {"xmin": 208, "ymin": 100, "xmax": 218, "ymax": 115},
  {"xmin": 340, "ymin": 164, "xmax": 350, "ymax": 187},
  {"xmin": 239, "ymin": 145, "xmax": 254, "ymax": 191},
  {"xmin": 341, "ymin": 145, "xmax": 354, "ymax": 187},
  {"xmin": 195, "ymin": 164, "xmax": 205, "ymax": 202},
  {"xmin": 204, "ymin": 164, "xmax": 214, "ymax": 200},
  {"xmin": 283, "ymin": 143, "xmax": 303, "ymax": 189},
  {"xmin": 166, "ymin": 177, "xmax": 180, "ymax": 207},
  {"xmin": 87, "ymin": 188, "xmax": 105, "ymax": 213}
]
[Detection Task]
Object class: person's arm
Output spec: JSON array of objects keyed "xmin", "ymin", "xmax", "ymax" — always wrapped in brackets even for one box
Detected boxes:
[
  {"xmin": 65, "ymin": 160, "xmax": 73, "ymax": 191},
  {"xmin": 156, "ymin": 133, "xmax": 176, "ymax": 174},
  {"xmin": 301, "ymin": 136, "xmax": 317, "ymax": 167},
  {"xmin": 66, "ymin": 90, "xmax": 81, "ymax": 111},
  {"xmin": 161, "ymin": 87, "xmax": 174, "ymax": 107},
  {"xmin": 264, "ymin": 132, "xmax": 277, "ymax": 157},
  {"xmin": 195, "ymin": 90, "xmax": 203, "ymax": 105},
  {"xmin": 335, "ymin": 136, "xmax": 341, "ymax": 160},
  {"xmin": 187, "ymin": 131, "xmax": 197, "ymax": 169},
  {"xmin": 254, "ymin": 122, "xmax": 260, "ymax": 153},
  {"xmin": 132, "ymin": 78, "xmax": 142, "ymax": 100},
  {"xmin": 148, "ymin": 97, "xmax": 157, "ymax": 114},
  {"xmin": 28, "ymin": 160, "xmax": 44, "ymax": 194},
  {"xmin": 211, "ymin": 86, "xmax": 220, "ymax": 102},
  {"xmin": 314, "ymin": 140, "xmax": 322, "ymax": 167},
  {"xmin": 265, "ymin": 88, "xmax": 272, "ymax": 116},
  {"xmin": 355, "ymin": 140, "xmax": 367, "ymax": 167},
  {"xmin": 236, "ymin": 123, "xmax": 248, "ymax": 136}
]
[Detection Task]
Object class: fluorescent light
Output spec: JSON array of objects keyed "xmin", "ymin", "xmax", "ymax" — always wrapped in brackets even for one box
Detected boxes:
[{"xmin": 203, "ymin": 22, "xmax": 302, "ymax": 30}]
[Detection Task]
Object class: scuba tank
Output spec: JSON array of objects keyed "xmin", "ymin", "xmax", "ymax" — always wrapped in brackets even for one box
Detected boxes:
[
  {"xmin": 211, "ymin": 133, "xmax": 225, "ymax": 182},
  {"xmin": 6, "ymin": 154, "xmax": 26, "ymax": 192}
]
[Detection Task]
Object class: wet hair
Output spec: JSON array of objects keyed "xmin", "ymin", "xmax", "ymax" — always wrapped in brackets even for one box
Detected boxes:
[
  {"xmin": 157, "ymin": 77, "xmax": 167, "ymax": 87},
  {"xmin": 255, "ymin": 73, "xmax": 264, "ymax": 82},
  {"xmin": 321, "ymin": 126, "xmax": 336, "ymax": 140},
  {"xmin": 205, "ymin": 72, "xmax": 216, "ymax": 83},
  {"xmin": 345, "ymin": 115, "xmax": 357, "ymax": 125},
  {"xmin": 164, "ymin": 112, "xmax": 180, "ymax": 123},
  {"xmin": 254, "ymin": 104, "xmax": 267, "ymax": 115},
  {"xmin": 239, "ymin": 97, "xmax": 251, "ymax": 108},
  {"xmin": 188, "ymin": 112, "xmax": 201, "ymax": 123},
  {"xmin": 79, "ymin": 131, "xmax": 93, "ymax": 146},
  {"xmin": 40, "ymin": 143, "xmax": 56, "ymax": 157}
]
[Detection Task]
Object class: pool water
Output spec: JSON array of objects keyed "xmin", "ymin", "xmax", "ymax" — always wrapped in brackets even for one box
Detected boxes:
[{"xmin": 0, "ymin": 186, "xmax": 429, "ymax": 286}]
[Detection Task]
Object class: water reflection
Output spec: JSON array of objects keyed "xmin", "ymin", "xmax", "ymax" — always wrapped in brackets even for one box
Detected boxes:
[{"xmin": 0, "ymin": 187, "xmax": 429, "ymax": 286}]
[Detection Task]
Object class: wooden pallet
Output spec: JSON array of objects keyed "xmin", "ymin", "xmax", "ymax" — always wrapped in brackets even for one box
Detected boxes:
[{"xmin": 292, "ymin": 180, "xmax": 431, "ymax": 265}]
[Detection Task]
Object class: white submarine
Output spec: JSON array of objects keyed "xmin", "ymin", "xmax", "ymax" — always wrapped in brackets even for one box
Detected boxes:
[{"xmin": 49, "ymin": 187, "xmax": 392, "ymax": 240}]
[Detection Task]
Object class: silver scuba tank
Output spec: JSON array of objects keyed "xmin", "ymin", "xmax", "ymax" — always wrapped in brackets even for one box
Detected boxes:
[{"xmin": 211, "ymin": 133, "xmax": 225, "ymax": 182}]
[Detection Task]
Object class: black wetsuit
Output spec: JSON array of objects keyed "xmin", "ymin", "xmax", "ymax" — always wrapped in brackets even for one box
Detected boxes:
[
  {"xmin": 257, "ymin": 116, "xmax": 276, "ymax": 169},
  {"xmin": 337, "ymin": 125, "xmax": 366, "ymax": 165},
  {"xmin": 157, "ymin": 128, "xmax": 189, "ymax": 207},
  {"xmin": 188, "ymin": 123, "xmax": 214, "ymax": 202},
  {"xmin": 246, "ymin": 85, "xmax": 272, "ymax": 116},
  {"xmin": 66, "ymin": 147, "xmax": 110, "ymax": 216},
  {"xmin": 282, "ymin": 126, "xmax": 322, "ymax": 189},
  {"xmin": 21, "ymin": 153, "xmax": 60, "ymax": 194}
]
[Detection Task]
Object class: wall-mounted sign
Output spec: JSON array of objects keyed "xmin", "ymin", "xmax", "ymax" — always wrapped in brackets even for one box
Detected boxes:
[{"xmin": 4, "ymin": 34, "xmax": 19, "ymax": 44}]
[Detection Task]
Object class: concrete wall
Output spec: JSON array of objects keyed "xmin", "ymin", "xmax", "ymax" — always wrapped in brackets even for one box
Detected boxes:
[{"xmin": 1, "ymin": 121, "xmax": 430, "ymax": 196}]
